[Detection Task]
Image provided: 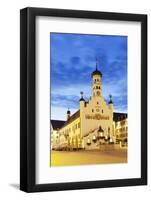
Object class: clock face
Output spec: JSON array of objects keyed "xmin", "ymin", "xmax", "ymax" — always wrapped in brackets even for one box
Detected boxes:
[
  {"xmin": 97, "ymin": 91, "xmax": 100, "ymax": 96},
  {"xmin": 96, "ymin": 109, "xmax": 100, "ymax": 112}
]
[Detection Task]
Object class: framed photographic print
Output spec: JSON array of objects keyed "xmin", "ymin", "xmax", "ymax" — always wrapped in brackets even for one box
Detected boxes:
[{"xmin": 20, "ymin": 7, "xmax": 147, "ymax": 192}]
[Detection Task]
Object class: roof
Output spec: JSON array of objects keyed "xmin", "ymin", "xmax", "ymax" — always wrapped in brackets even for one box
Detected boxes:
[
  {"xmin": 51, "ymin": 120, "xmax": 65, "ymax": 130},
  {"xmin": 61, "ymin": 110, "xmax": 80, "ymax": 128},
  {"xmin": 91, "ymin": 69, "xmax": 102, "ymax": 77},
  {"xmin": 51, "ymin": 111, "xmax": 127, "ymax": 130},
  {"xmin": 91, "ymin": 61, "xmax": 102, "ymax": 77},
  {"xmin": 50, "ymin": 110, "xmax": 80, "ymax": 130},
  {"xmin": 79, "ymin": 97, "xmax": 85, "ymax": 101},
  {"xmin": 113, "ymin": 112, "xmax": 127, "ymax": 122},
  {"xmin": 108, "ymin": 99, "xmax": 113, "ymax": 104}
]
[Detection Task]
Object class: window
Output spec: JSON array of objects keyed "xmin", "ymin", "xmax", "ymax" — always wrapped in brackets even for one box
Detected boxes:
[
  {"xmin": 102, "ymin": 109, "xmax": 103, "ymax": 113},
  {"xmin": 75, "ymin": 124, "xmax": 77, "ymax": 129},
  {"xmin": 92, "ymin": 109, "xmax": 94, "ymax": 112},
  {"xmin": 108, "ymin": 127, "xmax": 110, "ymax": 133}
]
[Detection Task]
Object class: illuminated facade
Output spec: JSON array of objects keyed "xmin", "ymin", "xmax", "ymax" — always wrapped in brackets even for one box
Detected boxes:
[
  {"xmin": 113, "ymin": 113, "xmax": 128, "ymax": 147},
  {"xmin": 51, "ymin": 62, "xmax": 128, "ymax": 150}
]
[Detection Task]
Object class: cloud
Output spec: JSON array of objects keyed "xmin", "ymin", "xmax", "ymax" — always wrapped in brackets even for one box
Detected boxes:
[
  {"xmin": 51, "ymin": 94, "xmax": 79, "ymax": 109},
  {"xmin": 50, "ymin": 33, "xmax": 127, "ymax": 119},
  {"xmin": 70, "ymin": 56, "xmax": 81, "ymax": 65}
]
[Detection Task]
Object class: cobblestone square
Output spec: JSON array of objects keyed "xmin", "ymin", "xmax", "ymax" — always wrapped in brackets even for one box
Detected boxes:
[{"xmin": 51, "ymin": 149, "xmax": 127, "ymax": 166}]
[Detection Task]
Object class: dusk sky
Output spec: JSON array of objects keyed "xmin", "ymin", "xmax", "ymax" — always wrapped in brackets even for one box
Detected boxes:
[{"xmin": 50, "ymin": 33, "xmax": 127, "ymax": 120}]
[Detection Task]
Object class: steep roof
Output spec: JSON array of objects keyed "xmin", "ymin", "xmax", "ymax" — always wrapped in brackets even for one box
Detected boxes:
[
  {"xmin": 91, "ymin": 68, "xmax": 102, "ymax": 77},
  {"xmin": 51, "ymin": 110, "xmax": 80, "ymax": 130},
  {"xmin": 91, "ymin": 61, "xmax": 102, "ymax": 77},
  {"xmin": 51, "ymin": 120, "xmax": 65, "ymax": 130},
  {"xmin": 61, "ymin": 110, "xmax": 80, "ymax": 128},
  {"xmin": 113, "ymin": 112, "xmax": 127, "ymax": 122}
]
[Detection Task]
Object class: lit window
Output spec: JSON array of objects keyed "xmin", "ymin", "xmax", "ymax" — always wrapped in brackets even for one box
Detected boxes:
[{"xmin": 87, "ymin": 138, "xmax": 91, "ymax": 145}]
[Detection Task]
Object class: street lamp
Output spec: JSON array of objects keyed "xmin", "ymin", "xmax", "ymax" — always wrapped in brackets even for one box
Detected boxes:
[
  {"xmin": 109, "ymin": 137, "xmax": 114, "ymax": 144},
  {"xmin": 97, "ymin": 126, "xmax": 104, "ymax": 139},
  {"xmin": 87, "ymin": 138, "xmax": 91, "ymax": 145},
  {"xmin": 92, "ymin": 135, "xmax": 97, "ymax": 142},
  {"xmin": 104, "ymin": 135, "xmax": 108, "ymax": 142}
]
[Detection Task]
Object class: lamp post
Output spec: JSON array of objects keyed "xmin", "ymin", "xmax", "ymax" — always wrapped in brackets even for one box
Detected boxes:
[
  {"xmin": 92, "ymin": 135, "xmax": 97, "ymax": 142},
  {"xmin": 97, "ymin": 126, "xmax": 104, "ymax": 139},
  {"xmin": 87, "ymin": 138, "xmax": 91, "ymax": 146}
]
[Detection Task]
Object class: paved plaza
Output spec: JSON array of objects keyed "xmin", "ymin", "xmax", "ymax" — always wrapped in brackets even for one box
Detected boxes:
[{"xmin": 50, "ymin": 148, "xmax": 127, "ymax": 166}]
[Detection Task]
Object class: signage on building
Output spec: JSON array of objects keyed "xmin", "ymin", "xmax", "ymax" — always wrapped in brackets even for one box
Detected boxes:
[{"xmin": 85, "ymin": 114, "xmax": 109, "ymax": 120}]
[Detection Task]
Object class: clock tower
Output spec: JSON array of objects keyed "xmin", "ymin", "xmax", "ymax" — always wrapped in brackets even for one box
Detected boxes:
[{"xmin": 91, "ymin": 60, "xmax": 102, "ymax": 97}]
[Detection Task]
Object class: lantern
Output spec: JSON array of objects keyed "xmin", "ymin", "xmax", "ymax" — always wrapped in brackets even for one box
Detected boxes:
[
  {"xmin": 97, "ymin": 126, "xmax": 104, "ymax": 139},
  {"xmin": 92, "ymin": 135, "xmax": 97, "ymax": 142},
  {"xmin": 87, "ymin": 138, "xmax": 91, "ymax": 145}
]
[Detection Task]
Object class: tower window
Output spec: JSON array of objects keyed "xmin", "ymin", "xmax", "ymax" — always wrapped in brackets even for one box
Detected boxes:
[
  {"xmin": 102, "ymin": 109, "xmax": 103, "ymax": 113},
  {"xmin": 108, "ymin": 127, "xmax": 110, "ymax": 133},
  {"xmin": 97, "ymin": 102, "xmax": 99, "ymax": 105},
  {"xmin": 92, "ymin": 109, "xmax": 94, "ymax": 112}
]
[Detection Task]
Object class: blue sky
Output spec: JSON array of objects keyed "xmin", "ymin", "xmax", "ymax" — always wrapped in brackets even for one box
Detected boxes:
[{"xmin": 50, "ymin": 33, "xmax": 127, "ymax": 120}]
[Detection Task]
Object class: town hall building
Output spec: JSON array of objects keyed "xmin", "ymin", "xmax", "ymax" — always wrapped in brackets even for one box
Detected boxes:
[{"xmin": 51, "ymin": 62, "xmax": 128, "ymax": 150}]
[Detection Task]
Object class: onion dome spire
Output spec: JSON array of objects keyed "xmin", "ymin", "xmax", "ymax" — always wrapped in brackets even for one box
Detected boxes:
[
  {"xmin": 108, "ymin": 94, "xmax": 113, "ymax": 104},
  {"xmin": 79, "ymin": 91, "xmax": 85, "ymax": 101},
  {"xmin": 91, "ymin": 58, "xmax": 102, "ymax": 77},
  {"xmin": 67, "ymin": 108, "xmax": 71, "ymax": 114}
]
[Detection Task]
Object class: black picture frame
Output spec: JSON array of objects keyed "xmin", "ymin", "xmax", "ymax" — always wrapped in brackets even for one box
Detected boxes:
[{"xmin": 20, "ymin": 7, "xmax": 147, "ymax": 192}]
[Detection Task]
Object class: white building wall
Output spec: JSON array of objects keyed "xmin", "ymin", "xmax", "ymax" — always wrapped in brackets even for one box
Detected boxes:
[{"xmin": 80, "ymin": 95, "xmax": 114, "ymax": 148}]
